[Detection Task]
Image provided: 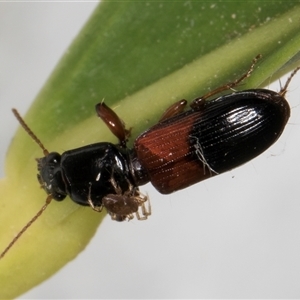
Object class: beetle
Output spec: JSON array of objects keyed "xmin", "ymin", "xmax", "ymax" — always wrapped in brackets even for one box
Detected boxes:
[{"xmin": 0, "ymin": 55, "xmax": 299, "ymax": 259}]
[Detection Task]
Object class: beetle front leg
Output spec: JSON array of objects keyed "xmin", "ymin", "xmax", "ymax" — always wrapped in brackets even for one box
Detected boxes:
[
  {"xmin": 95, "ymin": 102, "xmax": 131, "ymax": 148},
  {"xmin": 87, "ymin": 182, "xmax": 104, "ymax": 212}
]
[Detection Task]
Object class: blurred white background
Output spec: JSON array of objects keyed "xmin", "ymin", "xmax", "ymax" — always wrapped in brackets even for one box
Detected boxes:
[{"xmin": 1, "ymin": 2, "xmax": 300, "ymax": 298}]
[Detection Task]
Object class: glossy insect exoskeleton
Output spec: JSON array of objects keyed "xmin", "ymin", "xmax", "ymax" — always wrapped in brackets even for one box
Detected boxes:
[{"xmin": 0, "ymin": 55, "xmax": 298, "ymax": 259}]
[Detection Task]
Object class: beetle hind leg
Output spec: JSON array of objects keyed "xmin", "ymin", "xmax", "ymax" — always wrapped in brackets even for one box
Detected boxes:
[
  {"xmin": 191, "ymin": 54, "xmax": 262, "ymax": 109},
  {"xmin": 159, "ymin": 100, "xmax": 188, "ymax": 122}
]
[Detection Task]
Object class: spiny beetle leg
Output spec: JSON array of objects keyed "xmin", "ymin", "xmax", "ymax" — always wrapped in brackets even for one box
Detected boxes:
[
  {"xmin": 191, "ymin": 54, "xmax": 262, "ymax": 110},
  {"xmin": 95, "ymin": 102, "xmax": 131, "ymax": 147},
  {"xmin": 279, "ymin": 66, "xmax": 300, "ymax": 97}
]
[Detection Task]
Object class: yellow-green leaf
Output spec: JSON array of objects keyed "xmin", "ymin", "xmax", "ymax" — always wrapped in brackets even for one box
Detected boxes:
[{"xmin": 1, "ymin": 1, "xmax": 300, "ymax": 298}]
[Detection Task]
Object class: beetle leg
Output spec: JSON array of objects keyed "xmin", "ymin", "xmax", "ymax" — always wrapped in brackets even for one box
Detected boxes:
[
  {"xmin": 87, "ymin": 198, "xmax": 104, "ymax": 212},
  {"xmin": 109, "ymin": 175, "xmax": 123, "ymax": 194},
  {"xmin": 131, "ymin": 189, "xmax": 151, "ymax": 220},
  {"xmin": 159, "ymin": 99, "xmax": 188, "ymax": 122},
  {"xmin": 140, "ymin": 197, "xmax": 152, "ymax": 220},
  {"xmin": 87, "ymin": 182, "xmax": 103, "ymax": 212},
  {"xmin": 95, "ymin": 102, "xmax": 131, "ymax": 148},
  {"xmin": 279, "ymin": 66, "xmax": 300, "ymax": 97},
  {"xmin": 191, "ymin": 54, "xmax": 262, "ymax": 109}
]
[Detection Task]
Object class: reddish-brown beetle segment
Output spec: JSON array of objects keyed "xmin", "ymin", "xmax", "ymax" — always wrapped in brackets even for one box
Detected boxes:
[{"xmin": 135, "ymin": 110, "xmax": 212, "ymax": 194}]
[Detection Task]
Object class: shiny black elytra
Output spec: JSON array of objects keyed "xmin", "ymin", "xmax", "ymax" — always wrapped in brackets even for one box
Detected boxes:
[{"xmin": 0, "ymin": 55, "xmax": 298, "ymax": 259}]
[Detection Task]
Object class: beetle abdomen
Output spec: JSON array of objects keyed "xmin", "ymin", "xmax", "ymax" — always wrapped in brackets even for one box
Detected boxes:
[
  {"xmin": 195, "ymin": 90, "xmax": 290, "ymax": 173},
  {"xmin": 135, "ymin": 89, "xmax": 290, "ymax": 194}
]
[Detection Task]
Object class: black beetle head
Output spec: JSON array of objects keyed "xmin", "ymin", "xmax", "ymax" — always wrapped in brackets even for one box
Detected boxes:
[{"xmin": 36, "ymin": 152, "xmax": 67, "ymax": 201}]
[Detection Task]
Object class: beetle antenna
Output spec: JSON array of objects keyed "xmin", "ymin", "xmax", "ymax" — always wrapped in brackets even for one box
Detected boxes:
[
  {"xmin": 279, "ymin": 66, "xmax": 300, "ymax": 97},
  {"xmin": 12, "ymin": 109, "xmax": 49, "ymax": 156},
  {"xmin": 0, "ymin": 195, "xmax": 52, "ymax": 260}
]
